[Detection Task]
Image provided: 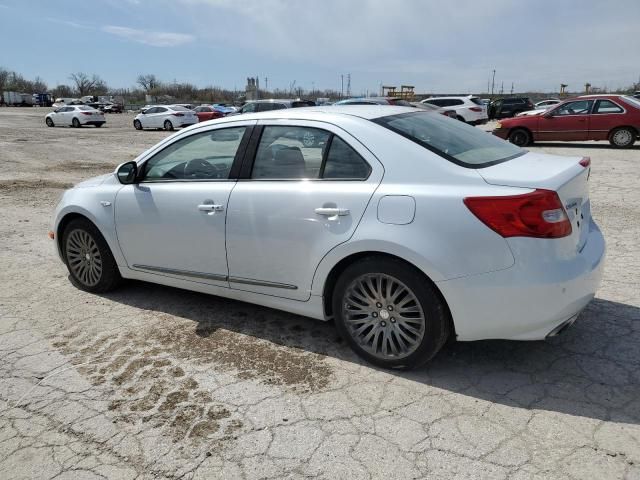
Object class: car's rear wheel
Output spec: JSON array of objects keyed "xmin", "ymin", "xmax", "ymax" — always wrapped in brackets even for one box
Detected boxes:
[
  {"xmin": 609, "ymin": 127, "xmax": 636, "ymax": 148},
  {"xmin": 332, "ymin": 257, "xmax": 450, "ymax": 369},
  {"xmin": 456, "ymin": 115, "xmax": 466, "ymax": 123},
  {"xmin": 95, "ymin": 123, "xmax": 103, "ymax": 128},
  {"xmin": 508, "ymin": 128, "xmax": 531, "ymax": 147},
  {"xmin": 72, "ymin": 117, "xmax": 81, "ymax": 128},
  {"xmin": 62, "ymin": 218, "xmax": 122, "ymax": 293},
  {"xmin": 133, "ymin": 119, "xmax": 142, "ymax": 130},
  {"xmin": 45, "ymin": 117, "xmax": 54, "ymax": 127},
  {"xmin": 164, "ymin": 120, "xmax": 174, "ymax": 131}
]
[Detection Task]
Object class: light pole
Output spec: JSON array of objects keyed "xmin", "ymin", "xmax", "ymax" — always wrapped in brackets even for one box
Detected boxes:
[{"xmin": 491, "ymin": 69, "xmax": 496, "ymax": 97}]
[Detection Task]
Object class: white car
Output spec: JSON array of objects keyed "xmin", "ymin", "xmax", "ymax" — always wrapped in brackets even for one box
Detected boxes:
[
  {"xmin": 45, "ymin": 105, "xmax": 106, "ymax": 128},
  {"xmin": 535, "ymin": 99, "xmax": 561, "ymax": 110},
  {"xmin": 516, "ymin": 99, "xmax": 564, "ymax": 117},
  {"xmin": 50, "ymin": 106, "xmax": 604, "ymax": 369},
  {"xmin": 421, "ymin": 95, "xmax": 488, "ymax": 125},
  {"xmin": 133, "ymin": 105, "xmax": 198, "ymax": 131}
]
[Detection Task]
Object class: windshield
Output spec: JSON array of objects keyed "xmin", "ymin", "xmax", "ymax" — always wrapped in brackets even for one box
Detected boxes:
[
  {"xmin": 621, "ymin": 96, "xmax": 640, "ymax": 109},
  {"xmin": 469, "ymin": 97, "xmax": 484, "ymax": 105},
  {"xmin": 387, "ymin": 99, "xmax": 412, "ymax": 106},
  {"xmin": 373, "ymin": 111, "xmax": 525, "ymax": 167},
  {"xmin": 78, "ymin": 106, "xmax": 93, "ymax": 111},
  {"xmin": 171, "ymin": 106, "xmax": 192, "ymax": 112}
]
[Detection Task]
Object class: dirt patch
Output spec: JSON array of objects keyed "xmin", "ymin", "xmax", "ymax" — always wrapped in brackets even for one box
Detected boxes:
[
  {"xmin": 47, "ymin": 161, "xmax": 117, "ymax": 174},
  {"xmin": 0, "ymin": 179, "xmax": 73, "ymax": 191}
]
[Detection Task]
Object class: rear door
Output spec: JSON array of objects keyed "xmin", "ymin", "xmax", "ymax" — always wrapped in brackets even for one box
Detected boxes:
[
  {"xmin": 588, "ymin": 99, "xmax": 625, "ymax": 140},
  {"xmin": 225, "ymin": 120, "xmax": 383, "ymax": 301},
  {"xmin": 537, "ymin": 100, "xmax": 593, "ymax": 141}
]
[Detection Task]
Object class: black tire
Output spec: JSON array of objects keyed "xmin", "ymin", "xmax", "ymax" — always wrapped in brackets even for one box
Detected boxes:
[
  {"xmin": 45, "ymin": 117, "xmax": 54, "ymax": 127},
  {"xmin": 164, "ymin": 120, "xmax": 174, "ymax": 131},
  {"xmin": 456, "ymin": 115, "xmax": 466, "ymax": 123},
  {"xmin": 609, "ymin": 127, "xmax": 636, "ymax": 148},
  {"xmin": 332, "ymin": 257, "xmax": 451, "ymax": 370},
  {"xmin": 62, "ymin": 218, "xmax": 122, "ymax": 293},
  {"xmin": 133, "ymin": 120, "xmax": 142, "ymax": 130},
  {"xmin": 72, "ymin": 117, "xmax": 81, "ymax": 128},
  {"xmin": 95, "ymin": 123, "xmax": 103, "ymax": 128},
  {"xmin": 508, "ymin": 128, "xmax": 532, "ymax": 147}
]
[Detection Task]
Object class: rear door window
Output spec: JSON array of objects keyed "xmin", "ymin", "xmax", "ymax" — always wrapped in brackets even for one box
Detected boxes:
[
  {"xmin": 251, "ymin": 126, "xmax": 330, "ymax": 179},
  {"xmin": 322, "ymin": 137, "xmax": 371, "ymax": 180},
  {"xmin": 593, "ymin": 99, "xmax": 624, "ymax": 114}
]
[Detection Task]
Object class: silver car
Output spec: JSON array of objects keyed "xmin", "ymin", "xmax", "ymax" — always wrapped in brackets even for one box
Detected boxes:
[{"xmin": 51, "ymin": 106, "xmax": 604, "ymax": 368}]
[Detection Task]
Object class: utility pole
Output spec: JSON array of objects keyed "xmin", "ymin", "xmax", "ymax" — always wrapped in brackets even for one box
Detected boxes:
[
  {"xmin": 500, "ymin": 81, "xmax": 504, "ymax": 95},
  {"xmin": 341, "ymin": 74, "xmax": 344, "ymax": 99},
  {"xmin": 510, "ymin": 82, "xmax": 514, "ymax": 95},
  {"xmin": 346, "ymin": 73, "xmax": 351, "ymax": 97},
  {"xmin": 265, "ymin": 77, "xmax": 268, "ymax": 93},
  {"xmin": 491, "ymin": 69, "xmax": 496, "ymax": 96}
]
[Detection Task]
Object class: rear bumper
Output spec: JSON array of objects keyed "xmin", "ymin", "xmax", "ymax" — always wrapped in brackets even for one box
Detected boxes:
[
  {"xmin": 436, "ymin": 220, "xmax": 605, "ymax": 341},
  {"xmin": 82, "ymin": 120, "xmax": 105, "ymax": 126}
]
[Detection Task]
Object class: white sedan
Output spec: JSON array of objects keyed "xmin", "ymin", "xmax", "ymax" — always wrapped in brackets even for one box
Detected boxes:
[
  {"xmin": 45, "ymin": 106, "xmax": 106, "ymax": 128},
  {"xmin": 133, "ymin": 105, "xmax": 198, "ymax": 131},
  {"xmin": 50, "ymin": 106, "xmax": 605, "ymax": 369}
]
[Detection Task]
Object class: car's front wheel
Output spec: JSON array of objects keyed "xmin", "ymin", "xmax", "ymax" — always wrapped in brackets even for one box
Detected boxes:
[
  {"xmin": 508, "ymin": 128, "xmax": 532, "ymax": 147},
  {"xmin": 62, "ymin": 218, "xmax": 122, "ymax": 293},
  {"xmin": 45, "ymin": 117, "xmax": 54, "ymax": 127},
  {"xmin": 332, "ymin": 257, "xmax": 451, "ymax": 369},
  {"xmin": 609, "ymin": 127, "xmax": 636, "ymax": 148},
  {"xmin": 301, "ymin": 130, "xmax": 317, "ymax": 147},
  {"xmin": 133, "ymin": 119, "xmax": 142, "ymax": 130}
]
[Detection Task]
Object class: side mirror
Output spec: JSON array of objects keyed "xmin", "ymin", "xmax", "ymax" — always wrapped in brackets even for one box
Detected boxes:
[{"xmin": 116, "ymin": 161, "xmax": 138, "ymax": 184}]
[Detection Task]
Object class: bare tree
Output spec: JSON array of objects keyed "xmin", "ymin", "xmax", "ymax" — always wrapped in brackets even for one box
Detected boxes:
[
  {"xmin": 69, "ymin": 72, "xmax": 105, "ymax": 96},
  {"xmin": 0, "ymin": 67, "xmax": 10, "ymax": 92},
  {"xmin": 32, "ymin": 76, "xmax": 47, "ymax": 93},
  {"xmin": 137, "ymin": 74, "xmax": 159, "ymax": 92}
]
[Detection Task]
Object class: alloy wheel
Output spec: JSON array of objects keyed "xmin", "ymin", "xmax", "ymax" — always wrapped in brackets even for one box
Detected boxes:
[
  {"xmin": 342, "ymin": 273, "xmax": 426, "ymax": 360},
  {"xmin": 302, "ymin": 131, "xmax": 316, "ymax": 147},
  {"xmin": 613, "ymin": 129, "xmax": 633, "ymax": 146},
  {"xmin": 65, "ymin": 229, "xmax": 103, "ymax": 287}
]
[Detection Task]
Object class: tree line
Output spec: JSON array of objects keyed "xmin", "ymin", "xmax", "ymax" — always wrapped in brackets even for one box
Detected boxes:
[{"xmin": 0, "ymin": 67, "xmax": 343, "ymax": 104}]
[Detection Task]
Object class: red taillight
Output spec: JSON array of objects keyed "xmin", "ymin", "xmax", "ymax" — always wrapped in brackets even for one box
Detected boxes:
[
  {"xmin": 173, "ymin": 113, "xmax": 184, "ymax": 117},
  {"xmin": 469, "ymin": 107, "xmax": 482, "ymax": 112},
  {"xmin": 579, "ymin": 156, "xmax": 591, "ymax": 167},
  {"xmin": 81, "ymin": 112, "xmax": 92, "ymax": 116},
  {"xmin": 464, "ymin": 189, "xmax": 572, "ymax": 238}
]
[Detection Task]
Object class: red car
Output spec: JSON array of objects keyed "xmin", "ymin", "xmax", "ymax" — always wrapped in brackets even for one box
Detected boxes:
[
  {"xmin": 193, "ymin": 105, "xmax": 224, "ymax": 122},
  {"xmin": 492, "ymin": 95, "xmax": 640, "ymax": 148}
]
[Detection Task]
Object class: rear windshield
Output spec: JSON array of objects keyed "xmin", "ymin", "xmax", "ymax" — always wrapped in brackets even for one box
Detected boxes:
[
  {"xmin": 621, "ymin": 96, "xmax": 640, "ymax": 109},
  {"xmin": 78, "ymin": 106, "xmax": 93, "ymax": 111},
  {"xmin": 373, "ymin": 111, "xmax": 525, "ymax": 168},
  {"xmin": 292, "ymin": 101, "xmax": 316, "ymax": 108},
  {"xmin": 469, "ymin": 97, "xmax": 483, "ymax": 105},
  {"xmin": 171, "ymin": 106, "xmax": 191, "ymax": 112},
  {"xmin": 387, "ymin": 99, "xmax": 412, "ymax": 107}
]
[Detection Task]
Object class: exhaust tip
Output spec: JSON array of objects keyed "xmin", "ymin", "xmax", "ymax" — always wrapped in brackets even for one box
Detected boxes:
[{"xmin": 546, "ymin": 314, "xmax": 579, "ymax": 338}]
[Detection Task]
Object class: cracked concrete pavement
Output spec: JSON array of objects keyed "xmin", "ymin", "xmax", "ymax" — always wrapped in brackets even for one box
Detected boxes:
[{"xmin": 0, "ymin": 108, "xmax": 639, "ymax": 479}]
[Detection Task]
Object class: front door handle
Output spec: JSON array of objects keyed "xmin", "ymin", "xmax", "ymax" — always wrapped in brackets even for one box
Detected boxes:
[
  {"xmin": 314, "ymin": 207, "xmax": 350, "ymax": 217},
  {"xmin": 198, "ymin": 204, "xmax": 224, "ymax": 214}
]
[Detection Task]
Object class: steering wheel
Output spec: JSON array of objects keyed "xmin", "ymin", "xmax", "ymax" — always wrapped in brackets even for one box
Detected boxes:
[{"xmin": 184, "ymin": 158, "xmax": 214, "ymax": 179}]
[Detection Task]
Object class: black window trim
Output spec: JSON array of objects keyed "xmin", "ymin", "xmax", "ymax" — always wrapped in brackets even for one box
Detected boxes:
[
  {"xmin": 238, "ymin": 124, "xmax": 372, "ymax": 181},
  {"xmin": 372, "ymin": 111, "xmax": 526, "ymax": 169},
  {"xmin": 136, "ymin": 125, "xmax": 253, "ymax": 183}
]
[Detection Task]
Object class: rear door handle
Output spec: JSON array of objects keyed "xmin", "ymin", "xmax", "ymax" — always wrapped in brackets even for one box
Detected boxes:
[{"xmin": 314, "ymin": 207, "xmax": 350, "ymax": 217}]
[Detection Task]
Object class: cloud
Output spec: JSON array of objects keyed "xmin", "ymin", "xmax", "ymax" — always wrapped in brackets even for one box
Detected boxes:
[
  {"xmin": 45, "ymin": 17, "xmax": 92, "ymax": 29},
  {"xmin": 101, "ymin": 25, "xmax": 195, "ymax": 47}
]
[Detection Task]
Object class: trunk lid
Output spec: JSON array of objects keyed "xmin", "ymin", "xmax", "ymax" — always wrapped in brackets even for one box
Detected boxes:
[{"xmin": 478, "ymin": 151, "xmax": 592, "ymax": 252}]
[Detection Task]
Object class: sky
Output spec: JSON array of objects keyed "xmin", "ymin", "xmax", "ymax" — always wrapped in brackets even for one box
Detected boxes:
[{"xmin": 1, "ymin": 0, "xmax": 639, "ymax": 95}]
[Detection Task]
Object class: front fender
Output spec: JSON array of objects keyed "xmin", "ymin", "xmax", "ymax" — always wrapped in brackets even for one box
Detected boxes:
[{"xmin": 53, "ymin": 183, "xmax": 125, "ymax": 266}]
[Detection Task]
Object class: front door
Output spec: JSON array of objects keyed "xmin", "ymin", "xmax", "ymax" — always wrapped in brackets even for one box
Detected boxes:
[
  {"xmin": 225, "ymin": 120, "xmax": 383, "ymax": 301},
  {"xmin": 536, "ymin": 100, "xmax": 593, "ymax": 141},
  {"xmin": 114, "ymin": 124, "xmax": 253, "ymax": 285}
]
